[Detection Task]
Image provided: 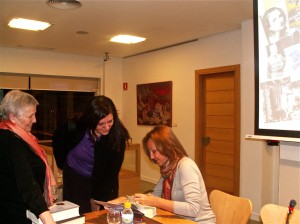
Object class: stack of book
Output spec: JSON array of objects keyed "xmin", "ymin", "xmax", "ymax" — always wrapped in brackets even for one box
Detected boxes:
[{"xmin": 26, "ymin": 201, "xmax": 85, "ymax": 224}]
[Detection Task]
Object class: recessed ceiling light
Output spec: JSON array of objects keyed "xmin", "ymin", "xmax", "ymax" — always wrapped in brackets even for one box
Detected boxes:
[
  {"xmin": 47, "ymin": 0, "xmax": 82, "ymax": 10},
  {"xmin": 8, "ymin": 18, "xmax": 51, "ymax": 31},
  {"xmin": 110, "ymin": 35, "xmax": 146, "ymax": 44}
]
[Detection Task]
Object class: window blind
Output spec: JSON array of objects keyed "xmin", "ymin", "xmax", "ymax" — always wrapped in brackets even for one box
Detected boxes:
[
  {"xmin": 0, "ymin": 73, "xmax": 99, "ymax": 92},
  {"xmin": 0, "ymin": 73, "xmax": 29, "ymax": 90}
]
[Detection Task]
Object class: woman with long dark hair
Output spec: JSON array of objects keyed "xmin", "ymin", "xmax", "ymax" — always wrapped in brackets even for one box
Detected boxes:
[{"xmin": 52, "ymin": 95, "xmax": 131, "ymax": 214}]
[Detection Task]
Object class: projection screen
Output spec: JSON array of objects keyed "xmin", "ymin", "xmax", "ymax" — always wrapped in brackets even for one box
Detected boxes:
[{"xmin": 254, "ymin": 0, "xmax": 300, "ymax": 138}]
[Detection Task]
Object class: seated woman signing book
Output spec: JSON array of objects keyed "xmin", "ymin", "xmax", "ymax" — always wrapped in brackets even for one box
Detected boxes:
[{"xmin": 108, "ymin": 125, "xmax": 216, "ymax": 224}]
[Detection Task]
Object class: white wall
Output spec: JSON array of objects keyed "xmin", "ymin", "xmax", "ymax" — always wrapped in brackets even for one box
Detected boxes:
[
  {"xmin": 279, "ymin": 142, "xmax": 300, "ymax": 205},
  {"xmin": 0, "ymin": 47, "xmax": 103, "ymax": 78},
  {"xmin": 102, "ymin": 59, "xmax": 124, "ymax": 119}
]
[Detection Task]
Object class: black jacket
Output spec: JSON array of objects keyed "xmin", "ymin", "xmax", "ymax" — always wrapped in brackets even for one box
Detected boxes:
[
  {"xmin": 52, "ymin": 120, "xmax": 126, "ymax": 201},
  {"xmin": 0, "ymin": 129, "xmax": 48, "ymax": 223}
]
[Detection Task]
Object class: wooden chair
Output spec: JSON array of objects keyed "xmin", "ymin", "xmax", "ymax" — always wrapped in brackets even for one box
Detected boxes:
[
  {"xmin": 209, "ymin": 190, "xmax": 252, "ymax": 224},
  {"xmin": 260, "ymin": 203, "xmax": 300, "ymax": 224}
]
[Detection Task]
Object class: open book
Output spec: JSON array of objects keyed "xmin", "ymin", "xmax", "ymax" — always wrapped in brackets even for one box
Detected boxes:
[
  {"xmin": 94, "ymin": 200, "xmax": 156, "ymax": 218},
  {"xmin": 26, "ymin": 201, "xmax": 81, "ymax": 224}
]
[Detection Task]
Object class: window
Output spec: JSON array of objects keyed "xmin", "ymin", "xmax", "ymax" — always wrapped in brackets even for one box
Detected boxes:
[
  {"xmin": 1, "ymin": 89, "xmax": 95, "ymax": 140},
  {"xmin": 0, "ymin": 73, "xmax": 99, "ymax": 140}
]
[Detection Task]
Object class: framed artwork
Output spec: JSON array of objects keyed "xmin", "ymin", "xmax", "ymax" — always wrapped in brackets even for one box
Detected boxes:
[{"xmin": 137, "ymin": 81, "xmax": 172, "ymax": 126}]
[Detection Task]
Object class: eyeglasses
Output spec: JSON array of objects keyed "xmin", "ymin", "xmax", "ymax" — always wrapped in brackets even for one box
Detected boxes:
[{"xmin": 97, "ymin": 118, "xmax": 114, "ymax": 127}]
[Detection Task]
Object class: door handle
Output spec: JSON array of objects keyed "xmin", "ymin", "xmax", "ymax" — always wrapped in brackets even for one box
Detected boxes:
[{"xmin": 201, "ymin": 136, "xmax": 210, "ymax": 147}]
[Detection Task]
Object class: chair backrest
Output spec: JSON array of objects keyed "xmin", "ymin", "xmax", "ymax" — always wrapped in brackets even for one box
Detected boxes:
[
  {"xmin": 260, "ymin": 203, "xmax": 300, "ymax": 224},
  {"xmin": 209, "ymin": 190, "xmax": 252, "ymax": 224}
]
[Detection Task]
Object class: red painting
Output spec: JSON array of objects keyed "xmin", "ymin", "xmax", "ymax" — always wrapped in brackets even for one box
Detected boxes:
[{"xmin": 137, "ymin": 81, "xmax": 172, "ymax": 126}]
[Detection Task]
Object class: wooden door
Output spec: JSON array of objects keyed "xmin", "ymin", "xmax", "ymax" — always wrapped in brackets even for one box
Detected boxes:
[{"xmin": 195, "ymin": 65, "xmax": 240, "ymax": 196}]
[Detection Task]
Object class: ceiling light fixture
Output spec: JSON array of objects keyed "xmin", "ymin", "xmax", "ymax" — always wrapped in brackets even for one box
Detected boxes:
[
  {"xmin": 110, "ymin": 35, "xmax": 146, "ymax": 44},
  {"xmin": 8, "ymin": 18, "xmax": 51, "ymax": 31},
  {"xmin": 47, "ymin": 0, "xmax": 82, "ymax": 10}
]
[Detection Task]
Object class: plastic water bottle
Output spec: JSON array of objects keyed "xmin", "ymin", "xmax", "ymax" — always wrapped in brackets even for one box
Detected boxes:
[{"xmin": 121, "ymin": 201, "xmax": 134, "ymax": 224}]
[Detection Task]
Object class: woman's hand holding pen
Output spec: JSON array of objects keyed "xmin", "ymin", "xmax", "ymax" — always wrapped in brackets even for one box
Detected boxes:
[
  {"xmin": 134, "ymin": 193, "xmax": 174, "ymax": 213},
  {"xmin": 134, "ymin": 193, "xmax": 157, "ymax": 207}
]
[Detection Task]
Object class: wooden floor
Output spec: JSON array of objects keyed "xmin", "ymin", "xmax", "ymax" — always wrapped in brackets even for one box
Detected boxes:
[
  {"xmin": 119, "ymin": 169, "xmax": 140, "ymax": 196},
  {"xmin": 118, "ymin": 169, "xmax": 154, "ymax": 196}
]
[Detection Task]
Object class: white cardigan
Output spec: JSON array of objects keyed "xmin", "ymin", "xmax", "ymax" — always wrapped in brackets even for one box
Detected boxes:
[{"xmin": 153, "ymin": 157, "xmax": 216, "ymax": 224}]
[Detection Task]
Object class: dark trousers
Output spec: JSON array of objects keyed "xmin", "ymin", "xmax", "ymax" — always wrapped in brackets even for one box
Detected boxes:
[{"xmin": 63, "ymin": 163, "xmax": 92, "ymax": 214}]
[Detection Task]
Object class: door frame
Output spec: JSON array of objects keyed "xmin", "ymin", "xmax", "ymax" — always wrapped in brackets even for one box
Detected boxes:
[{"xmin": 195, "ymin": 64, "xmax": 241, "ymax": 195}]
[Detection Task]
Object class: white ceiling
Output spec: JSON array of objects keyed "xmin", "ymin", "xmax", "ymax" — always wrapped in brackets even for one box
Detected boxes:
[{"xmin": 0, "ymin": 0, "xmax": 253, "ymax": 58}]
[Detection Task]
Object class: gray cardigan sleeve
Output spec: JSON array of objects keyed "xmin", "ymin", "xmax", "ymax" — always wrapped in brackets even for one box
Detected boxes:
[{"xmin": 172, "ymin": 157, "xmax": 203, "ymax": 217}]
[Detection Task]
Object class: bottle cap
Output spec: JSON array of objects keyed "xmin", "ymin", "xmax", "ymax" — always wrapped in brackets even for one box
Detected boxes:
[{"xmin": 124, "ymin": 201, "xmax": 131, "ymax": 209}]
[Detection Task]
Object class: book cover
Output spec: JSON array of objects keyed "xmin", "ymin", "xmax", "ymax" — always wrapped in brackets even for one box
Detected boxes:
[
  {"xmin": 26, "ymin": 201, "xmax": 80, "ymax": 224},
  {"xmin": 50, "ymin": 201, "xmax": 79, "ymax": 221}
]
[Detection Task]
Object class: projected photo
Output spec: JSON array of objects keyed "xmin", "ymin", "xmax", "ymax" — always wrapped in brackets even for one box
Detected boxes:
[{"xmin": 255, "ymin": 0, "xmax": 300, "ymax": 137}]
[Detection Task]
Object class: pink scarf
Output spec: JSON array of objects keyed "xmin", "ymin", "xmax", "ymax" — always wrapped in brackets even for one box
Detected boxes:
[{"xmin": 0, "ymin": 120, "xmax": 57, "ymax": 206}]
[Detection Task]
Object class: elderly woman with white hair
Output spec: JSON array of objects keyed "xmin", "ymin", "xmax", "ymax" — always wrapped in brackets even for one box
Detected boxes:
[{"xmin": 0, "ymin": 90, "xmax": 58, "ymax": 224}]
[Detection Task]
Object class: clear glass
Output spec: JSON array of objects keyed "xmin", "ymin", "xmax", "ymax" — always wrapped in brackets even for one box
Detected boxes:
[{"xmin": 106, "ymin": 209, "xmax": 121, "ymax": 224}]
